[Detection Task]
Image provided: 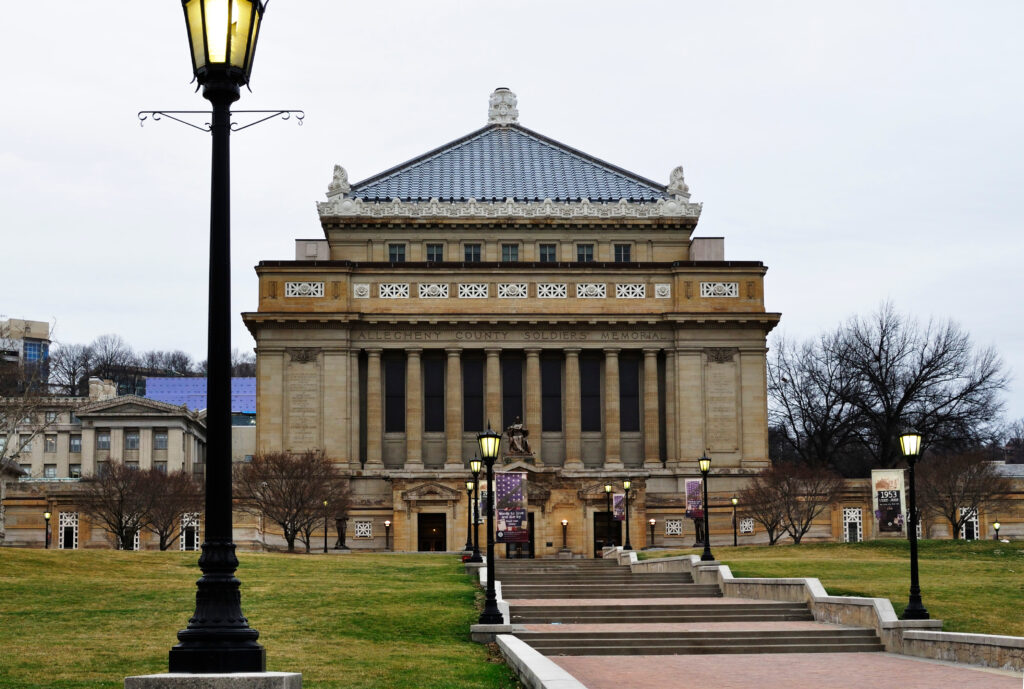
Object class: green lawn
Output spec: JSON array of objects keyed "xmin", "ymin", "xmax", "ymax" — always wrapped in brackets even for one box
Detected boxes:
[
  {"xmin": 640, "ymin": 539, "xmax": 1024, "ymax": 637},
  {"xmin": 0, "ymin": 550, "xmax": 519, "ymax": 689}
]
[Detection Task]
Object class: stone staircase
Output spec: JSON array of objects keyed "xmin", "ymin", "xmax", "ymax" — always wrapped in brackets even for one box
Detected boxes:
[
  {"xmin": 496, "ymin": 558, "xmax": 722, "ymax": 599},
  {"xmin": 509, "ymin": 601, "xmax": 813, "ymax": 624}
]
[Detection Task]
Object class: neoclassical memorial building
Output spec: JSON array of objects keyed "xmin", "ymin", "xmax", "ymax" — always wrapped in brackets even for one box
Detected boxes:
[{"xmin": 243, "ymin": 89, "xmax": 781, "ymax": 556}]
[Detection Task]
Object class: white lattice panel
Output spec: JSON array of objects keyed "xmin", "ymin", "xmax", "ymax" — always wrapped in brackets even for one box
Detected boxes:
[
  {"xmin": 458, "ymin": 283, "xmax": 489, "ymax": 298},
  {"xmin": 700, "ymin": 282, "xmax": 738, "ymax": 298},
  {"xmin": 843, "ymin": 508, "xmax": 863, "ymax": 543},
  {"xmin": 418, "ymin": 283, "xmax": 449, "ymax": 298},
  {"xmin": 665, "ymin": 518, "xmax": 683, "ymax": 536},
  {"xmin": 537, "ymin": 283, "xmax": 567, "ymax": 298},
  {"xmin": 378, "ymin": 283, "xmax": 410, "ymax": 299},
  {"xmin": 616, "ymin": 283, "xmax": 646, "ymax": 299},
  {"xmin": 284, "ymin": 282, "xmax": 324, "ymax": 298},
  {"xmin": 576, "ymin": 283, "xmax": 606, "ymax": 298},
  {"xmin": 498, "ymin": 283, "xmax": 527, "ymax": 298},
  {"xmin": 180, "ymin": 512, "xmax": 200, "ymax": 551},
  {"xmin": 354, "ymin": 520, "xmax": 373, "ymax": 538},
  {"xmin": 739, "ymin": 517, "xmax": 754, "ymax": 535},
  {"xmin": 59, "ymin": 511, "xmax": 78, "ymax": 549}
]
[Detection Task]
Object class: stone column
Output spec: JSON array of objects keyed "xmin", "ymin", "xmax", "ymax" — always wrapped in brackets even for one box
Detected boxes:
[
  {"xmin": 444, "ymin": 348, "xmax": 464, "ymax": 469},
  {"xmin": 139, "ymin": 428, "xmax": 153, "ymax": 470},
  {"xmin": 524, "ymin": 348, "xmax": 542, "ymax": 465},
  {"xmin": 365, "ymin": 349, "xmax": 383, "ymax": 468},
  {"xmin": 564, "ymin": 348, "xmax": 582, "ymax": 469},
  {"xmin": 665, "ymin": 348, "xmax": 677, "ymax": 467},
  {"xmin": 406, "ymin": 349, "xmax": 424, "ymax": 470},
  {"xmin": 349, "ymin": 350, "xmax": 362, "ymax": 469},
  {"xmin": 643, "ymin": 348, "xmax": 661, "ymax": 468},
  {"xmin": 485, "ymin": 348, "xmax": 501, "ymax": 430},
  {"xmin": 604, "ymin": 348, "xmax": 623, "ymax": 469}
]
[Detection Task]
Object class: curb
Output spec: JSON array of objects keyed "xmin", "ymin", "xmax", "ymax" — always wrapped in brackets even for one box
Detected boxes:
[{"xmin": 495, "ymin": 634, "xmax": 588, "ymax": 689}]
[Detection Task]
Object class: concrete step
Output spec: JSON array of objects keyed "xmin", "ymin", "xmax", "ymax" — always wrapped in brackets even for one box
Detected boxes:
[
  {"xmin": 503, "ymin": 587, "xmax": 722, "ymax": 599},
  {"xmin": 498, "ymin": 575, "xmax": 694, "ymax": 583},
  {"xmin": 510, "ymin": 602, "xmax": 813, "ymax": 624}
]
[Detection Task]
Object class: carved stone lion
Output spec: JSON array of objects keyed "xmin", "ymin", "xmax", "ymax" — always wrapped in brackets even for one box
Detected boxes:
[
  {"xmin": 667, "ymin": 166, "xmax": 690, "ymax": 198},
  {"xmin": 327, "ymin": 164, "xmax": 350, "ymax": 197}
]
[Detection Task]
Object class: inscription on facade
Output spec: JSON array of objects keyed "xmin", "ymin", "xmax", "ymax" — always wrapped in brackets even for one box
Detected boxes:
[
  {"xmin": 705, "ymin": 355, "xmax": 739, "ymax": 452},
  {"xmin": 353, "ymin": 328, "xmax": 670, "ymax": 344},
  {"xmin": 286, "ymin": 364, "xmax": 320, "ymax": 450}
]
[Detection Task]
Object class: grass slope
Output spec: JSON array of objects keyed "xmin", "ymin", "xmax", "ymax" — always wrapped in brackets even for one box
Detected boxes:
[
  {"xmin": 0, "ymin": 550, "xmax": 519, "ymax": 689},
  {"xmin": 641, "ymin": 540, "xmax": 1024, "ymax": 637}
]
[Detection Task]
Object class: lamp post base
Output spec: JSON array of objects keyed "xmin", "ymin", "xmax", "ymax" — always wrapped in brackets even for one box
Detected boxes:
[
  {"xmin": 901, "ymin": 601, "xmax": 930, "ymax": 620},
  {"xmin": 126, "ymin": 671, "xmax": 299, "ymax": 689}
]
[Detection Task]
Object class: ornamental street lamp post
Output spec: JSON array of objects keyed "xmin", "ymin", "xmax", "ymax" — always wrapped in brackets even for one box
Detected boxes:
[
  {"xmin": 169, "ymin": 0, "xmax": 267, "ymax": 673},
  {"xmin": 993, "ymin": 521, "xmax": 1001, "ymax": 540},
  {"xmin": 561, "ymin": 519, "xmax": 568, "ymax": 550},
  {"xmin": 622, "ymin": 479, "xmax": 633, "ymax": 550},
  {"xmin": 731, "ymin": 496, "xmax": 738, "ymax": 547},
  {"xmin": 384, "ymin": 520, "xmax": 391, "ymax": 551},
  {"xmin": 464, "ymin": 481, "xmax": 475, "ymax": 552},
  {"xmin": 604, "ymin": 483, "xmax": 614, "ymax": 548},
  {"xmin": 698, "ymin": 455, "xmax": 715, "ymax": 562},
  {"xmin": 323, "ymin": 500, "xmax": 329, "ymax": 554},
  {"xmin": 478, "ymin": 424, "xmax": 504, "ymax": 625},
  {"xmin": 648, "ymin": 518, "xmax": 656, "ymax": 548},
  {"xmin": 899, "ymin": 430, "xmax": 929, "ymax": 620},
  {"xmin": 44, "ymin": 511, "xmax": 51, "ymax": 549},
  {"xmin": 469, "ymin": 457, "xmax": 483, "ymax": 563}
]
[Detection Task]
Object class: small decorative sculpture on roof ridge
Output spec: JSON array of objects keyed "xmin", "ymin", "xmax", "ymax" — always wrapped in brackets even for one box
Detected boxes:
[
  {"xmin": 488, "ymin": 87, "xmax": 519, "ymax": 125},
  {"xmin": 667, "ymin": 165, "xmax": 690, "ymax": 200},
  {"xmin": 327, "ymin": 164, "xmax": 350, "ymax": 198}
]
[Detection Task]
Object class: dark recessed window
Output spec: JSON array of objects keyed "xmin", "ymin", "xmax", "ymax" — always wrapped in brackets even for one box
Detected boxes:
[
  {"xmin": 577, "ymin": 244, "xmax": 594, "ymax": 263},
  {"xmin": 462, "ymin": 356, "xmax": 484, "ymax": 432},
  {"xmin": 501, "ymin": 244, "xmax": 519, "ymax": 262},
  {"xmin": 541, "ymin": 357, "xmax": 562, "ymax": 432},
  {"xmin": 614, "ymin": 244, "xmax": 631, "ymax": 262},
  {"xmin": 464, "ymin": 244, "xmax": 482, "ymax": 262},
  {"xmin": 580, "ymin": 356, "xmax": 601, "ymax": 431},
  {"xmin": 388, "ymin": 244, "xmax": 406, "ymax": 263},
  {"xmin": 426, "ymin": 243, "xmax": 444, "ymax": 262},
  {"xmin": 502, "ymin": 356, "xmax": 523, "ymax": 428},
  {"xmin": 384, "ymin": 356, "xmax": 406, "ymax": 432},
  {"xmin": 423, "ymin": 356, "xmax": 445, "ymax": 432},
  {"xmin": 539, "ymin": 244, "xmax": 557, "ymax": 262},
  {"xmin": 619, "ymin": 355, "xmax": 641, "ymax": 432}
]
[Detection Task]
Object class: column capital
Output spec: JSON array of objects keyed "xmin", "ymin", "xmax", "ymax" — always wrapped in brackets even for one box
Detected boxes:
[
  {"xmin": 643, "ymin": 347, "xmax": 660, "ymax": 357},
  {"xmin": 445, "ymin": 347, "xmax": 462, "ymax": 357},
  {"xmin": 366, "ymin": 348, "xmax": 383, "ymax": 357},
  {"xmin": 406, "ymin": 348, "xmax": 422, "ymax": 357},
  {"xmin": 524, "ymin": 347, "xmax": 542, "ymax": 357},
  {"xmin": 564, "ymin": 348, "xmax": 581, "ymax": 356},
  {"xmin": 604, "ymin": 347, "xmax": 621, "ymax": 356},
  {"xmin": 484, "ymin": 347, "xmax": 501, "ymax": 357}
]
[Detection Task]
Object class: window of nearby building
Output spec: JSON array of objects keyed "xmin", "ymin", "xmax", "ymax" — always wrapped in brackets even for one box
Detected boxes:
[
  {"xmin": 45, "ymin": 411, "xmax": 59, "ymax": 423},
  {"xmin": 231, "ymin": 413, "xmax": 256, "ymax": 426},
  {"xmin": 44, "ymin": 464, "xmax": 57, "ymax": 478},
  {"xmin": 154, "ymin": 430, "xmax": 168, "ymax": 450},
  {"xmin": 125, "ymin": 430, "xmax": 140, "ymax": 451},
  {"xmin": 0, "ymin": 435, "xmax": 6, "ymax": 453},
  {"xmin": 464, "ymin": 243, "xmax": 481, "ymax": 262},
  {"xmin": 426, "ymin": 243, "xmax": 444, "ymax": 262},
  {"xmin": 539, "ymin": 243, "xmax": 557, "ymax": 262},
  {"xmin": 97, "ymin": 430, "xmax": 111, "ymax": 450},
  {"xmin": 619, "ymin": 356, "xmax": 641, "ymax": 432},
  {"xmin": 501, "ymin": 244, "xmax": 519, "ymax": 262},
  {"xmin": 23, "ymin": 340, "xmax": 46, "ymax": 363},
  {"xmin": 576, "ymin": 244, "xmax": 594, "ymax": 262},
  {"xmin": 97, "ymin": 461, "xmax": 109, "ymax": 475},
  {"xmin": 423, "ymin": 355, "xmax": 445, "ymax": 433},
  {"xmin": 155, "ymin": 461, "xmax": 168, "ymax": 473},
  {"xmin": 502, "ymin": 356, "xmax": 523, "ymax": 428},
  {"xmin": 125, "ymin": 461, "xmax": 139, "ymax": 470},
  {"xmin": 613, "ymin": 244, "xmax": 632, "ymax": 262},
  {"xmin": 384, "ymin": 355, "xmax": 406, "ymax": 433},
  {"xmin": 541, "ymin": 357, "xmax": 562, "ymax": 432},
  {"xmin": 19, "ymin": 434, "xmax": 32, "ymax": 452},
  {"xmin": 580, "ymin": 356, "xmax": 602, "ymax": 431},
  {"xmin": 19, "ymin": 463, "xmax": 31, "ymax": 474},
  {"xmin": 462, "ymin": 356, "xmax": 484, "ymax": 432},
  {"xmin": 70, "ymin": 464, "xmax": 81, "ymax": 478},
  {"xmin": 44, "ymin": 435, "xmax": 57, "ymax": 453},
  {"xmin": 388, "ymin": 243, "xmax": 406, "ymax": 262},
  {"xmin": 70, "ymin": 412, "xmax": 81, "ymax": 425},
  {"xmin": 70, "ymin": 434, "xmax": 81, "ymax": 453}
]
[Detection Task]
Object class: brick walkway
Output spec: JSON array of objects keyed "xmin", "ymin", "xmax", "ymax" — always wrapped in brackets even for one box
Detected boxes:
[{"xmin": 553, "ymin": 652, "xmax": 1023, "ymax": 688}]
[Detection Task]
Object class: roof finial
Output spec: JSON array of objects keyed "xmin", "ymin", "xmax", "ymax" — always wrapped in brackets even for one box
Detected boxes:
[
  {"xmin": 488, "ymin": 87, "xmax": 518, "ymax": 125},
  {"xmin": 327, "ymin": 164, "xmax": 350, "ymax": 199},
  {"xmin": 667, "ymin": 166, "xmax": 690, "ymax": 200}
]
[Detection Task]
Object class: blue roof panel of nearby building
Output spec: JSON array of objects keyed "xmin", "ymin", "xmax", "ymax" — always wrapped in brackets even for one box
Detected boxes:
[
  {"xmin": 145, "ymin": 377, "xmax": 256, "ymax": 413},
  {"xmin": 349, "ymin": 125, "xmax": 667, "ymax": 203}
]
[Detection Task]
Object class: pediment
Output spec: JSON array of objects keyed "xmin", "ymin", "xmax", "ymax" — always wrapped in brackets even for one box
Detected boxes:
[
  {"xmin": 77, "ymin": 395, "xmax": 187, "ymax": 417},
  {"xmin": 401, "ymin": 481, "xmax": 463, "ymax": 502}
]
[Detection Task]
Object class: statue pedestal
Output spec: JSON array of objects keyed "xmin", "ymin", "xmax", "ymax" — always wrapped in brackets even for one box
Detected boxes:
[{"xmin": 501, "ymin": 453, "xmax": 535, "ymax": 465}]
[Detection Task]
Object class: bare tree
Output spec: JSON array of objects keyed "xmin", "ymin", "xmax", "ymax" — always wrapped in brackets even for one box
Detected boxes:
[
  {"xmin": 145, "ymin": 470, "xmax": 203, "ymax": 550},
  {"xmin": 296, "ymin": 478, "xmax": 351, "ymax": 552},
  {"xmin": 773, "ymin": 462, "xmax": 843, "ymax": 544},
  {"xmin": 235, "ymin": 451, "xmax": 348, "ymax": 553},
  {"xmin": 0, "ymin": 350, "xmax": 60, "ymax": 469},
  {"xmin": 49, "ymin": 343, "xmax": 94, "ymax": 396},
  {"xmin": 231, "ymin": 349, "xmax": 256, "ymax": 377},
  {"xmin": 917, "ymin": 449, "xmax": 1013, "ymax": 539},
  {"xmin": 79, "ymin": 464, "xmax": 155, "ymax": 549},
  {"xmin": 89, "ymin": 334, "xmax": 137, "ymax": 381},
  {"xmin": 1000, "ymin": 418, "xmax": 1024, "ymax": 464},
  {"xmin": 737, "ymin": 471, "xmax": 787, "ymax": 545}
]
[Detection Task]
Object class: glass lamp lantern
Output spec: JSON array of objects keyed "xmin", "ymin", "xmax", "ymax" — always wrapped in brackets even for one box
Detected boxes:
[
  {"xmin": 470, "ymin": 457, "xmax": 482, "ymax": 475},
  {"xmin": 477, "ymin": 426, "xmax": 501, "ymax": 462},
  {"xmin": 900, "ymin": 431, "xmax": 922, "ymax": 459},
  {"xmin": 698, "ymin": 455, "xmax": 712, "ymax": 474},
  {"xmin": 182, "ymin": 0, "xmax": 265, "ymax": 85}
]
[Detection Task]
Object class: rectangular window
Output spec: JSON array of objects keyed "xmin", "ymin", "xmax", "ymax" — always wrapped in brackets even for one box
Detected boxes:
[
  {"xmin": 231, "ymin": 413, "xmax": 257, "ymax": 426},
  {"xmin": 423, "ymin": 356, "xmax": 445, "ymax": 433},
  {"xmin": 619, "ymin": 356, "xmax": 641, "ymax": 432},
  {"xmin": 20, "ymin": 463, "xmax": 31, "ymax": 474},
  {"xmin": 70, "ymin": 435, "xmax": 81, "ymax": 453},
  {"xmin": 96, "ymin": 430, "xmax": 111, "ymax": 451},
  {"xmin": 70, "ymin": 412, "xmax": 81, "ymax": 425},
  {"xmin": 665, "ymin": 518, "xmax": 683, "ymax": 536},
  {"xmin": 539, "ymin": 244, "xmax": 557, "ymax": 262},
  {"xmin": 426, "ymin": 243, "xmax": 444, "ymax": 262},
  {"xmin": 125, "ymin": 430, "xmax": 140, "ymax": 451},
  {"xmin": 384, "ymin": 356, "xmax": 406, "ymax": 433},
  {"xmin": 20, "ymin": 434, "xmax": 32, "ymax": 452},
  {"xmin": 464, "ymin": 244, "xmax": 481, "ymax": 262},
  {"xmin": 45, "ymin": 411, "xmax": 59, "ymax": 423},
  {"xmin": 44, "ymin": 464, "xmax": 57, "ymax": 478},
  {"xmin": 541, "ymin": 357, "xmax": 562, "ymax": 432},
  {"xmin": 154, "ymin": 431, "xmax": 168, "ymax": 450},
  {"xmin": 44, "ymin": 435, "xmax": 57, "ymax": 453},
  {"xmin": 125, "ymin": 461, "xmax": 139, "ymax": 470},
  {"xmin": 388, "ymin": 243, "xmax": 406, "ymax": 262},
  {"xmin": 354, "ymin": 520, "xmax": 373, "ymax": 538},
  {"xmin": 155, "ymin": 461, "xmax": 168, "ymax": 473},
  {"xmin": 501, "ymin": 244, "xmax": 519, "ymax": 262},
  {"xmin": 501, "ymin": 357, "xmax": 523, "ymax": 429},
  {"xmin": 462, "ymin": 356, "xmax": 484, "ymax": 432},
  {"xmin": 97, "ymin": 461, "xmax": 109, "ymax": 476},
  {"xmin": 0, "ymin": 435, "xmax": 5, "ymax": 453},
  {"xmin": 580, "ymin": 356, "xmax": 602, "ymax": 432},
  {"xmin": 70, "ymin": 464, "xmax": 81, "ymax": 478},
  {"xmin": 577, "ymin": 244, "xmax": 594, "ymax": 263},
  {"xmin": 614, "ymin": 244, "xmax": 632, "ymax": 262}
]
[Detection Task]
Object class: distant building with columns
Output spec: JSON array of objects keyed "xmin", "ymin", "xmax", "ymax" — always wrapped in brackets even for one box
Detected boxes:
[{"xmin": 243, "ymin": 88, "xmax": 782, "ymax": 556}]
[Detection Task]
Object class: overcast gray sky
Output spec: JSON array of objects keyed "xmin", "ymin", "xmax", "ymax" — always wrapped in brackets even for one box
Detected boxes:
[{"xmin": 2, "ymin": 2, "xmax": 1021, "ymax": 421}]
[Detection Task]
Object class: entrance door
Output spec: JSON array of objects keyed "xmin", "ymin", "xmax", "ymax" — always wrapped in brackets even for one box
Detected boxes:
[
  {"xmin": 505, "ymin": 513, "xmax": 535, "ymax": 559},
  {"xmin": 418, "ymin": 513, "xmax": 446, "ymax": 552},
  {"xmin": 593, "ymin": 511, "xmax": 622, "ymax": 557}
]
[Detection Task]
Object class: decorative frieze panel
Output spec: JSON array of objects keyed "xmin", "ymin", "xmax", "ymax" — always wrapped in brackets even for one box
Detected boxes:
[
  {"xmin": 739, "ymin": 517, "xmax": 754, "ymax": 535},
  {"xmin": 378, "ymin": 283, "xmax": 410, "ymax": 299},
  {"xmin": 318, "ymin": 195, "xmax": 703, "ymax": 220},
  {"xmin": 654, "ymin": 283, "xmax": 672, "ymax": 299},
  {"xmin": 700, "ymin": 282, "xmax": 739, "ymax": 298},
  {"xmin": 354, "ymin": 520, "xmax": 373, "ymax": 538},
  {"xmin": 537, "ymin": 283, "xmax": 567, "ymax": 299},
  {"xmin": 616, "ymin": 283, "xmax": 645, "ymax": 299},
  {"xmin": 353, "ymin": 283, "xmax": 370, "ymax": 298},
  {"xmin": 498, "ymin": 283, "xmax": 528, "ymax": 299},
  {"xmin": 418, "ymin": 283, "xmax": 449, "ymax": 298},
  {"xmin": 458, "ymin": 283, "xmax": 489, "ymax": 298},
  {"xmin": 284, "ymin": 281, "xmax": 324, "ymax": 298},
  {"xmin": 664, "ymin": 518, "xmax": 683, "ymax": 536},
  {"xmin": 576, "ymin": 283, "xmax": 606, "ymax": 299}
]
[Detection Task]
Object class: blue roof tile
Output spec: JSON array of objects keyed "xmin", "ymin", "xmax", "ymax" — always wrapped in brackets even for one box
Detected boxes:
[{"xmin": 145, "ymin": 377, "xmax": 256, "ymax": 414}]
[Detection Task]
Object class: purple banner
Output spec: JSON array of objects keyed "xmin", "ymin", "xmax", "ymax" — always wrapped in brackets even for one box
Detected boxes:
[
  {"xmin": 685, "ymin": 479, "xmax": 703, "ymax": 519},
  {"xmin": 613, "ymin": 494, "xmax": 625, "ymax": 521},
  {"xmin": 495, "ymin": 472, "xmax": 529, "ymax": 543}
]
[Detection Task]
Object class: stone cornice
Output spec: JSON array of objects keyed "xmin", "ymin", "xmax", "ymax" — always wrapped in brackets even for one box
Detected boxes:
[{"xmin": 317, "ymin": 196, "xmax": 702, "ymax": 221}]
